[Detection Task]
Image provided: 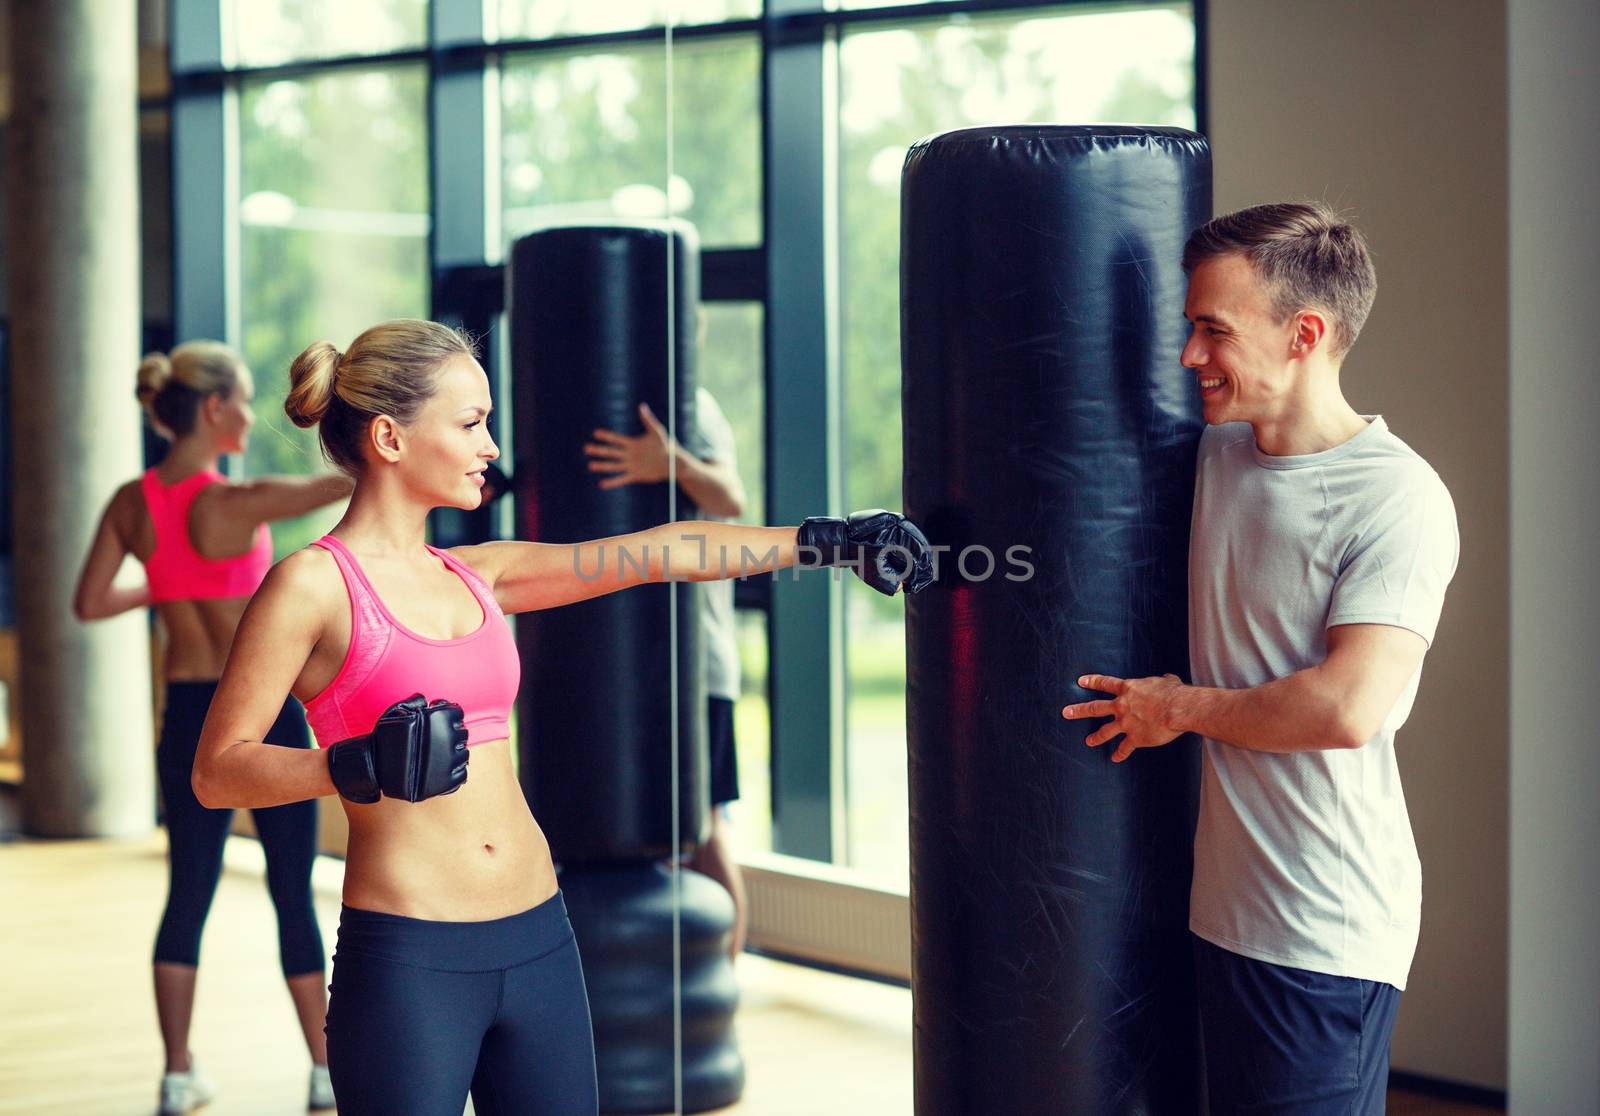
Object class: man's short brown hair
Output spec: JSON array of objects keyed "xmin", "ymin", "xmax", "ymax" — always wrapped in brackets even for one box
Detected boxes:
[{"xmin": 1183, "ymin": 201, "xmax": 1377, "ymax": 361}]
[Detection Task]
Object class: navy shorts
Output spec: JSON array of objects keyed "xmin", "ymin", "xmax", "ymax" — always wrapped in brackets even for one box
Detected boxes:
[
  {"xmin": 708, "ymin": 696, "xmax": 739, "ymax": 806},
  {"xmin": 1194, "ymin": 934, "xmax": 1401, "ymax": 1115}
]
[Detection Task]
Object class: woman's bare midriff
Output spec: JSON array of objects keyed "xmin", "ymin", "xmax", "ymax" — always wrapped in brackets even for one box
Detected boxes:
[{"xmin": 339, "ymin": 738, "xmax": 560, "ymax": 921}]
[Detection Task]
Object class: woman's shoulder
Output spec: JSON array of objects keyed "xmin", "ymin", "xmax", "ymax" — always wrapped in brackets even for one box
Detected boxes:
[
  {"xmin": 185, "ymin": 469, "xmax": 246, "ymax": 513},
  {"xmin": 437, "ymin": 541, "xmax": 506, "ymax": 583},
  {"xmin": 111, "ymin": 475, "xmax": 149, "ymax": 507},
  {"xmin": 106, "ymin": 477, "xmax": 149, "ymax": 533},
  {"xmin": 258, "ymin": 543, "xmax": 344, "ymax": 605}
]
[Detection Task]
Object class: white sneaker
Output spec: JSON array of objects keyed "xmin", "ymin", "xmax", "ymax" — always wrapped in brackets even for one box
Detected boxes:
[
  {"xmin": 158, "ymin": 1056, "xmax": 216, "ymax": 1114},
  {"xmin": 308, "ymin": 1063, "xmax": 335, "ymax": 1110}
]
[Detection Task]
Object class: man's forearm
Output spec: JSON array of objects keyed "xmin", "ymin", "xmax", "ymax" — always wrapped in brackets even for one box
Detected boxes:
[
  {"xmin": 1169, "ymin": 667, "xmax": 1360, "ymax": 753},
  {"xmin": 671, "ymin": 449, "xmax": 745, "ymax": 518}
]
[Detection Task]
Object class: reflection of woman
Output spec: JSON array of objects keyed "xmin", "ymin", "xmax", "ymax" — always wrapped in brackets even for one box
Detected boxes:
[
  {"xmin": 192, "ymin": 319, "xmax": 932, "ymax": 1114},
  {"xmin": 72, "ymin": 341, "xmax": 353, "ymax": 1115}
]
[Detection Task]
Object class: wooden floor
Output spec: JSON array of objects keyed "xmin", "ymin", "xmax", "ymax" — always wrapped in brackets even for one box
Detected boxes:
[{"xmin": 0, "ymin": 831, "xmax": 1501, "ymax": 1116}]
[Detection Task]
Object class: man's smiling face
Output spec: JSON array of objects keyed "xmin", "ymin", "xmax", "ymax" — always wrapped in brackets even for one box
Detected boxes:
[{"xmin": 1181, "ymin": 253, "xmax": 1299, "ymax": 427}]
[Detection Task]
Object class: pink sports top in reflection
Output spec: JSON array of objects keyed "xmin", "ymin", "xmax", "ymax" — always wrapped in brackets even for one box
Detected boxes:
[
  {"xmin": 303, "ymin": 535, "xmax": 519, "ymax": 748},
  {"xmin": 141, "ymin": 468, "xmax": 272, "ymax": 603}
]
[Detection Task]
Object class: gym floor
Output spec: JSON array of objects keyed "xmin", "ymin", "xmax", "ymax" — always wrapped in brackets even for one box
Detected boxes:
[{"xmin": 0, "ymin": 823, "xmax": 1502, "ymax": 1116}]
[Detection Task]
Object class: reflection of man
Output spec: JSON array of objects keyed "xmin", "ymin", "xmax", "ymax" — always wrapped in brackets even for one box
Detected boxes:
[
  {"xmin": 585, "ymin": 389, "xmax": 750, "ymax": 960},
  {"xmin": 1062, "ymin": 202, "xmax": 1458, "ymax": 1115}
]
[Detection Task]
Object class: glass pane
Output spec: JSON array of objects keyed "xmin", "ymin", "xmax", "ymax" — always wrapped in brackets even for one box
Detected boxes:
[
  {"xmin": 236, "ymin": 65, "xmax": 430, "ymax": 556},
  {"xmin": 501, "ymin": 35, "xmax": 762, "ymax": 247},
  {"xmin": 228, "ymin": 0, "xmax": 427, "ymax": 68},
  {"xmin": 497, "ymin": 0, "xmax": 759, "ymax": 41},
  {"xmin": 839, "ymin": 4, "xmax": 1196, "ymax": 881}
]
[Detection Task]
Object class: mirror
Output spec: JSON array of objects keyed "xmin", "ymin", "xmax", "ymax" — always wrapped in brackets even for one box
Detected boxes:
[{"xmin": 498, "ymin": 6, "xmax": 697, "ymax": 1115}]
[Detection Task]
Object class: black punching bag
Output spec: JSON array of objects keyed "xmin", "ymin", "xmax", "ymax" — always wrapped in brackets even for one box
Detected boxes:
[
  {"xmin": 902, "ymin": 126, "xmax": 1210, "ymax": 1115},
  {"xmin": 511, "ymin": 222, "xmax": 706, "ymax": 861},
  {"xmin": 509, "ymin": 222, "xmax": 742, "ymax": 1114}
]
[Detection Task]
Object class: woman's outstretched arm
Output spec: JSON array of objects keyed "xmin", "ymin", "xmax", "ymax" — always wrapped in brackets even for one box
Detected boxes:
[
  {"xmin": 458, "ymin": 511, "xmax": 935, "ymax": 616},
  {"xmin": 456, "ymin": 522, "xmax": 801, "ymax": 616}
]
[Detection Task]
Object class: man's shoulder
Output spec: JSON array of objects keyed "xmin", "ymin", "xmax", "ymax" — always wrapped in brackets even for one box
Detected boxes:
[
  {"xmin": 695, "ymin": 386, "xmax": 724, "ymax": 422},
  {"xmin": 1336, "ymin": 430, "xmax": 1458, "ymax": 559},
  {"xmin": 694, "ymin": 387, "xmax": 736, "ymax": 459},
  {"xmin": 1348, "ymin": 425, "xmax": 1453, "ymax": 503}
]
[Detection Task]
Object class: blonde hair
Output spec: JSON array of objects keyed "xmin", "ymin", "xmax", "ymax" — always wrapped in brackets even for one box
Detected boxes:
[
  {"xmin": 134, "ymin": 340, "xmax": 246, "ymax": 440},
  {"xmin": 285, "ymin": 319, "xmax": 478, "ymax": 474},
  {"xmin": 1182, "ymin": 201, "xmax": 1377, "ymax": 361}
]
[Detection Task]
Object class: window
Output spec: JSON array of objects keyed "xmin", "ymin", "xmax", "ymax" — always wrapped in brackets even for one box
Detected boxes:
[
  {"xmin": 497, "ymin": 0, "xmax": 759, "ymax": 40},
  {"xmin": 501, "ymin": 35, "xmax": 762, "ymax": 248},
  {"xmin": 227, "ymin": 0, "xmax": 427, "ymax": 67},
  {"xmin": 236, "ymin": 65, "xmax": 430, "ymax": 555}
]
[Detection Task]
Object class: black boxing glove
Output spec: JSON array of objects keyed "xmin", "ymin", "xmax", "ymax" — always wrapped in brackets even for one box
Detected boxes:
[
  {"xmin": 327, "ymin": 734, "xmax": 380, "ymax": 804},
  {"xmin": 796, "ymin": 509, "xmax": 937, "ymax": 596},
  {"xmin": 328, "ymin": 694, "xmax": 469, "ymax": 804}
]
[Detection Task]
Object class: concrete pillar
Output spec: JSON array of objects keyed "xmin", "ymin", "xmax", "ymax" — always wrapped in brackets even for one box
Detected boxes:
[{"xmin": 3, "ymin": 0, "xmax": 154, "ymax": 835}]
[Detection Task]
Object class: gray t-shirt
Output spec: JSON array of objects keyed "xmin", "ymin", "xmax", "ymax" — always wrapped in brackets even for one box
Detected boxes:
[
  {"xmin": 1187, "ymin": 417, "xmax": 1459, "ymax": 990},
  {"xmin": 696, "ymin": 388, "xmax": 741, "ymax": 702}
]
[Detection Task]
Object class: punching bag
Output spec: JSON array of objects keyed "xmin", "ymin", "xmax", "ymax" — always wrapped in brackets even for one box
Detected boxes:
[
  {"xmin": 511, "ymin": 222, "xmax": 706, "ymax": 862},
  {"xmin": 509, "ymin": 222, "xmax": 743, "ymax": 1113},
  {"xmin": 902, "ymin": 125, "xmax": 1210, "ymax": 1115}
]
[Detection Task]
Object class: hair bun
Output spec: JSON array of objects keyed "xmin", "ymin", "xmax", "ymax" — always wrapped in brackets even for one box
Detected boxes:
[
  {"xmin": 285, "ymin": 340, "xmax": 342, "ymax": 428},
  {"xmin": 136, "ymin": 352, "xmax": 172, "ymax": 406}
]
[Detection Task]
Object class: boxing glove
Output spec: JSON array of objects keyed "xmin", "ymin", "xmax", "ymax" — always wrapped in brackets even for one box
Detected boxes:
[
  {"xmin": 328, "ymin": 694, "xmax": 469, "ymax": 804},
  {"xmin": 796, "ymin": 509, "xmax": 937, "ymax": 596}
]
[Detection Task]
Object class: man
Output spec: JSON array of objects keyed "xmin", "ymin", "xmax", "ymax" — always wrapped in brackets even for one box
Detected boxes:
[
  {"xmin": 1062, "ymin": 201, "xmax": 1459, "ymax": 1114},
  {"xmin": 584, "ymin": 389, "xmax": 751, "ymax": 960}
]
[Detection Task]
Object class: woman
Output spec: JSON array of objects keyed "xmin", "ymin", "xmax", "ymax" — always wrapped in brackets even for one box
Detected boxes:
[
  {"xmin": 74, "ymin": 341, "xmax": 353, "ymax": 1114},
  {"xmin": 191, "ymin": 318, "xmax": 932, "ymax": 1115}
]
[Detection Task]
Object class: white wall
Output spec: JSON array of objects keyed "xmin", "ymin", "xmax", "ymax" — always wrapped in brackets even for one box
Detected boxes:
[
  {"xmin": 1506, "ymin": 1, "xmax": 1600, "ymax": 1112},
  {"xmin": 1207, "ymin": 0, "xmax": 1510, "ymax": 1089}
]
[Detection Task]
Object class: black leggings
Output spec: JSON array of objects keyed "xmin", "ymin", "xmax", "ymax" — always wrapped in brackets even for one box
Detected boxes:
[
  {"xmin": 325, "ymin": 892, "xmax": 598, "ymax": 1115},
  {"xmin": 153, "ymin": 680, "xmax": 325, "ymax": 977}
]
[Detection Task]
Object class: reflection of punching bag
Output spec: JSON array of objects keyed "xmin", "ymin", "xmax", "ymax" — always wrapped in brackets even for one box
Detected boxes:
[
  {"xmin": 510, "ymin": 223, "xmax": 743, "ymax": 1114},
  {"xmin": 902, "ymin": 126, "xmax": 1210, "ymax": 1116},
  {"xmin": 511, "ymin": 223, "xmax": 704, "ymax": 861}
]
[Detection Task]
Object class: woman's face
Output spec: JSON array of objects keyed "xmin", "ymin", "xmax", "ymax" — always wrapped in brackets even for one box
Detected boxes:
[
  {"xmin": 399, "ymin": 354, "xmax": 500, "ymax": 511},
  {"xmin": 210, "ymin": 369, "xmax": 256, "ymax": 454}
]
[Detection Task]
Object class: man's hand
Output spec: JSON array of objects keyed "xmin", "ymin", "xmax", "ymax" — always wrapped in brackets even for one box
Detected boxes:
[
  {"xmin": 585, "ymin": 402, "xmax": 675, "ymax": 488},
  {"xmin": 1062, "ymin": 673, "xmax": 1186, "ymax": 763}
]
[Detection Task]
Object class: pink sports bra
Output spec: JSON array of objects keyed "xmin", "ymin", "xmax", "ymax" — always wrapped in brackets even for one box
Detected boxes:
[
  {"xmin": 303, "ymin": 535, "xmax": 519, "ymax": 748},
  {"xmin": 140, "ymin": 468, "xmax": 273, "ymax": 604}
]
